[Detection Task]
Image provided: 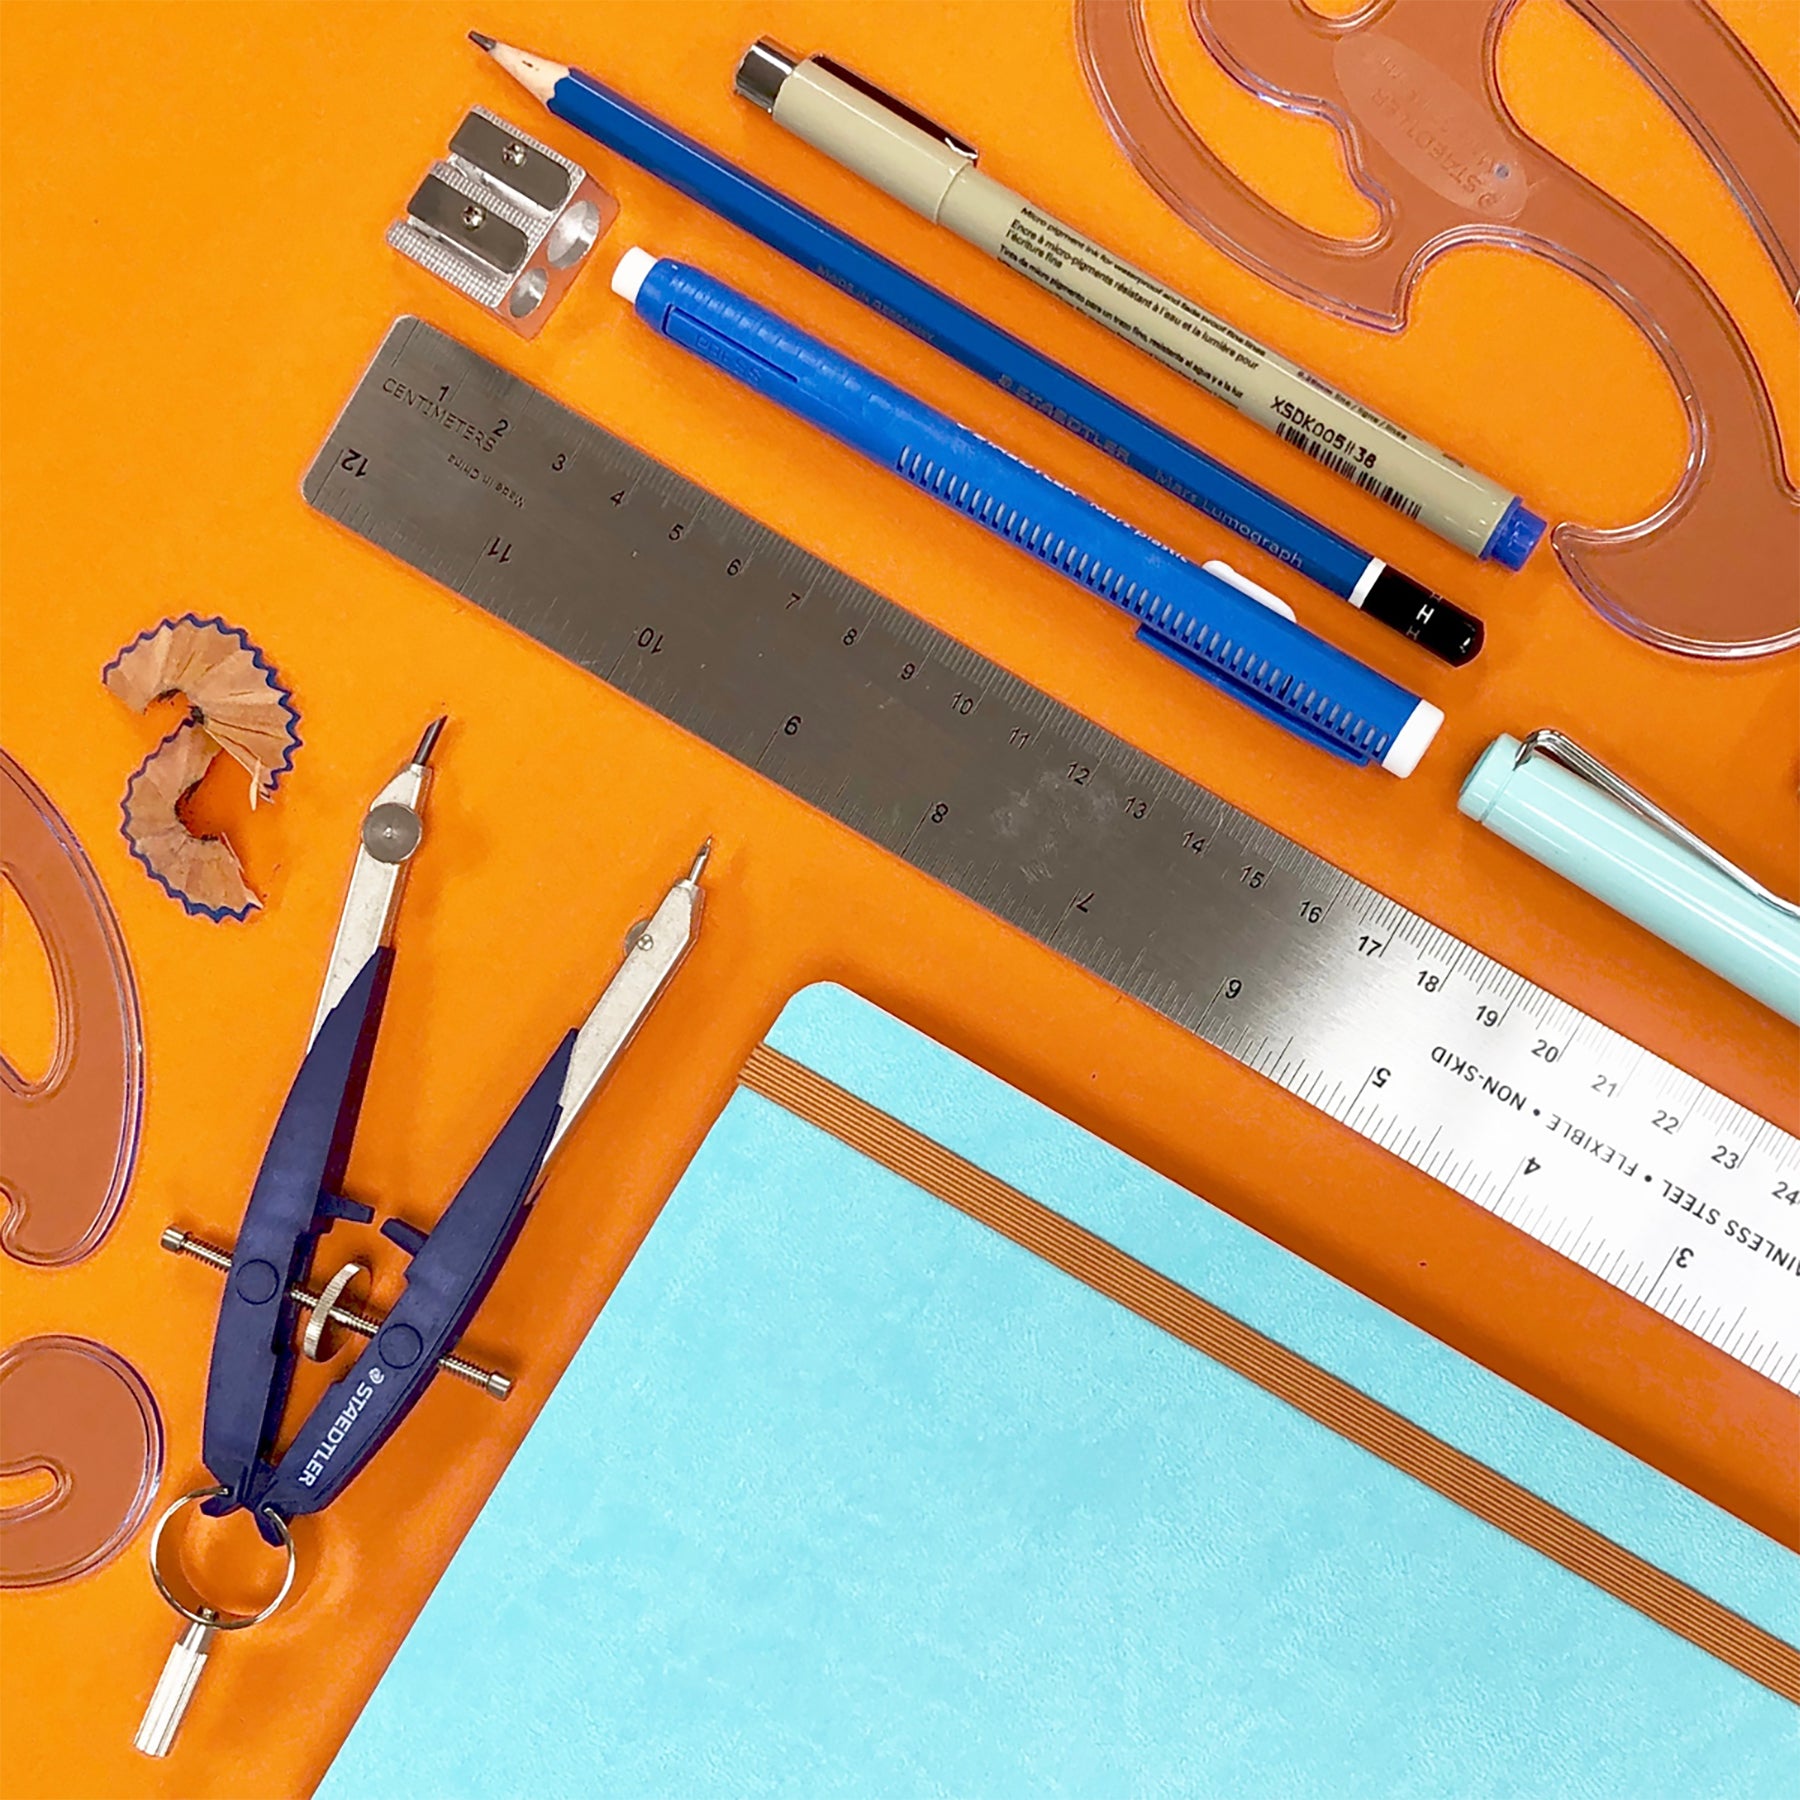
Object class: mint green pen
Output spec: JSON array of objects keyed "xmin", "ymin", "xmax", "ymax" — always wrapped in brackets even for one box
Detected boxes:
[{"xmin": 1460, "ymin": 732, "xmax": 1800, "ymax": 1023}]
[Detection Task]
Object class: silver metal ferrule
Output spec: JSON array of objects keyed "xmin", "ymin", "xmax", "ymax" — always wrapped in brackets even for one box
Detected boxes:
[{"xmin": 735, "ymin": 39, "xmax": 797, "ymax": 112}]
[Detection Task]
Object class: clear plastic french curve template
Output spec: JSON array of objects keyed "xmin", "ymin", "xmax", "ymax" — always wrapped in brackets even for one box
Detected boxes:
[{"xmin": 1075, "ymin": 0, "xmax": 1800, "ymax": 658}]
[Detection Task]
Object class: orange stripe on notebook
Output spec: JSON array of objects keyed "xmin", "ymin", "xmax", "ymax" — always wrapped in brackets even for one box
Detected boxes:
[{"xmin": 740, "ymin": 1042, "xmax": 1800, "ymax": 1706}]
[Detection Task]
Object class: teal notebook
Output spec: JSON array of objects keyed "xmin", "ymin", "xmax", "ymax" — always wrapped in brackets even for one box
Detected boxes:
[{"xmin": 321, "ymin": 984, "xmax": 1797, "ymax": 1797}]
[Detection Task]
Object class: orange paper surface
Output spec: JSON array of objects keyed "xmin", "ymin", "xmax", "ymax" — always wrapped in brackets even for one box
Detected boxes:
[{"xmin": 1, "ymin": 4, "xmax": 1796, "ymax": 1795}]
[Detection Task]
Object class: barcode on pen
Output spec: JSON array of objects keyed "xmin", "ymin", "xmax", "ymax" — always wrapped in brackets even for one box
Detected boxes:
[{"xmin": 1275, "ymin": 424, "xmax": 1424, "ymax": 521}]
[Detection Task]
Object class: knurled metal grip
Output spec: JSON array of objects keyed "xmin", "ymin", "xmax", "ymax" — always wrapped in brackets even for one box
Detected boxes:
[{"xmin": 388, "ymin": 108, "xmax": 615, "ymax": 336}]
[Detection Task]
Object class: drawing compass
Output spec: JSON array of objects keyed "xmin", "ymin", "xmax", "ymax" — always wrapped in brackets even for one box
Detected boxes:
[{"xmin": 137, "ymin": 720, "xmax": 711, "ymax": 1755}]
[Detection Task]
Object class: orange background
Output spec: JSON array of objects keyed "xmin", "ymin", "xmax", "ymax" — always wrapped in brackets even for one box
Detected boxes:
[{"xmin": 2, "ymin": 2, "xmax": 1796, "ymax": 1794}]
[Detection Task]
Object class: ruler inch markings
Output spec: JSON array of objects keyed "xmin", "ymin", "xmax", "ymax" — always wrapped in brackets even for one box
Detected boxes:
[{"xmin": 301, "ymin": 321, "xmax": 1800, "ymax": 1396}]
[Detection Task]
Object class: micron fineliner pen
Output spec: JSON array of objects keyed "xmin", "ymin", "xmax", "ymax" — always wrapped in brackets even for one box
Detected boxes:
[{"xmin": 734, "ymin": 40, "xmax": 1545, "ymax": 576}]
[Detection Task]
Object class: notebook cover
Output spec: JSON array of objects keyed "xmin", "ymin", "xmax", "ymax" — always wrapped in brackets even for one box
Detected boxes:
[{"xmin": 320, "ymin": 983, "xmax": 1797, "ymax": 1796}]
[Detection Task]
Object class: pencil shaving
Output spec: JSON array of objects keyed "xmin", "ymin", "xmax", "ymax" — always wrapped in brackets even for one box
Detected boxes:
[
  {"xmin": 104, "ymin": 617, "xmax": 297, "ymax": 921},
  {"xmin": 120, "ymin": 723, "xmax": 261, "ymax": 922},
  {"xmin": 103, "ymin": 615, "xmax": 299, "ymax": 803}
]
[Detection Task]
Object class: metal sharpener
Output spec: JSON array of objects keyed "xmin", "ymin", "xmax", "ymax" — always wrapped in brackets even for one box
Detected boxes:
[{"xmin": 388, "ymin": 108, "xmax": 615, "ymax": 337}]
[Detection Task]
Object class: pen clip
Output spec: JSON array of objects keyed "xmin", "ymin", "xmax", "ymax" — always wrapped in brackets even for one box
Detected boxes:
[
  {"xmin": 1517, "ymin": 729, "xmax": 1800, "ymax": 921},
  {"xmin": 811, "ymin": 56, "xmax": 979, "ymax": 162}
]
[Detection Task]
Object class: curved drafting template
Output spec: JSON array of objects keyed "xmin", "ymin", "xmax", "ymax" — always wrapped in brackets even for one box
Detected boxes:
[
  {"xmin": 0, "ymin": 750, "xmax": 145, "ymax": 1266},
  {"xmin": 1076, "ymin": 0, "xmax": 1800, "ymax": 657}
]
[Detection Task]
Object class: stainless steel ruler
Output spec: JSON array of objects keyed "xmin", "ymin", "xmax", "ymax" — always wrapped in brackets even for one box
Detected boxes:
[{"xmin": 305, "ymin": 318, "xmax": 1800, "ymax": 1392}]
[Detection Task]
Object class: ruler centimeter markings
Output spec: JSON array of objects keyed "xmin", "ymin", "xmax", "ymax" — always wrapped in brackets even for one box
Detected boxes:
[{"xmin": 305, "ymin": 319, "xmax": 1800, "ymax": 1392}]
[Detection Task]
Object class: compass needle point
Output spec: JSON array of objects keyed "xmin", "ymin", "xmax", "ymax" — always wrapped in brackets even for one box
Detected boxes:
[{"xmin": 413, "ymin": 715, "xmax": 449, "ymax": 766}]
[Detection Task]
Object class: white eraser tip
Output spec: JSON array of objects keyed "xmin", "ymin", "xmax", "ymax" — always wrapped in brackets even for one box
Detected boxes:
[
  {"xmin": 611, "ymin": 246, "xmax": 657, "ymax": 304},
  {"xmin": 1382, "ymin": 700, "xmax": 1444, "ymax": 779}
]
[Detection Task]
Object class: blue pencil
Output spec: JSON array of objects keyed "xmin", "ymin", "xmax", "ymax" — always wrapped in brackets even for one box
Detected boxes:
[
  {"xmin": 614, "ymin": 250, "xmax": 1442, "ymax": 776},
  {"xmin": 472, "ymin": 32, "xmax": 1483, "ymax": 666}
]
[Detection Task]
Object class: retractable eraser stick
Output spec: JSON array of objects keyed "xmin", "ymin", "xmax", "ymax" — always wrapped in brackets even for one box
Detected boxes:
[
  {"xmin": 469, "ymin": 31, "xmax": 1484, "ymax": 668},
  {"xmin": 612, "ymin": 247, "xmax": 1443, "ymax": 777},
  {"xmin": 735, "ymin": 40, "xmax": 1546, "ymax": 581},
  {"xmin": 299, "ymin": 325, "xmax": 1800, "ymax": 1392}
]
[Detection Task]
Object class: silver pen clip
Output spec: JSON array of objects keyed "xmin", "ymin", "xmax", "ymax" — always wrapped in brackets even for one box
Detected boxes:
[
  {"xmin": 1516, "ymin": 729, "xmax": 1800, "ymax": 921},
  {"xmin": 735, "ymin": 41, "xmax": 978, "ymax": 160},
  {"xmin": 810, "ymin": 54, "xmax": 979, "ymax": 161}
]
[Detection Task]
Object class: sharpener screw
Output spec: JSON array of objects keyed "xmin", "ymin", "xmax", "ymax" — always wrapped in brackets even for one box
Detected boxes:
[
  {"xmin": 462, "ymin": 204, "xmax": 485, "ymax": 229},
  {"xmin": 503, "ymin": 142, "xmax": 526, "ymax": 166}
]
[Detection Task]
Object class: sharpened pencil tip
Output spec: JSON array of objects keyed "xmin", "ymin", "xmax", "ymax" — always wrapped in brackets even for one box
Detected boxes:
[{"xmin": 467, "ymin": 30, "xmax": 497, "ymax": 52}]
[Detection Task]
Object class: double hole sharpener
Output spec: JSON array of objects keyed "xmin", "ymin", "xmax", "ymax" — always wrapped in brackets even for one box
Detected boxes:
[{"xmin": 389, "ymin": 108, "xmax": 616, "ymax": 335}]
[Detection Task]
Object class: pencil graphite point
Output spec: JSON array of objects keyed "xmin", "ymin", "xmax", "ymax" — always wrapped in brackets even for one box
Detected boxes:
[{"xmin": 464, "ymin": 32, "xmax": 561, "ymax": 102}]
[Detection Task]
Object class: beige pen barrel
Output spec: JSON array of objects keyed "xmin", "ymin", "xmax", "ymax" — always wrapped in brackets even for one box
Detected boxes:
[{"xmin": 738, "ymin": 42, "xmax": 1542, "ymax": 570}]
